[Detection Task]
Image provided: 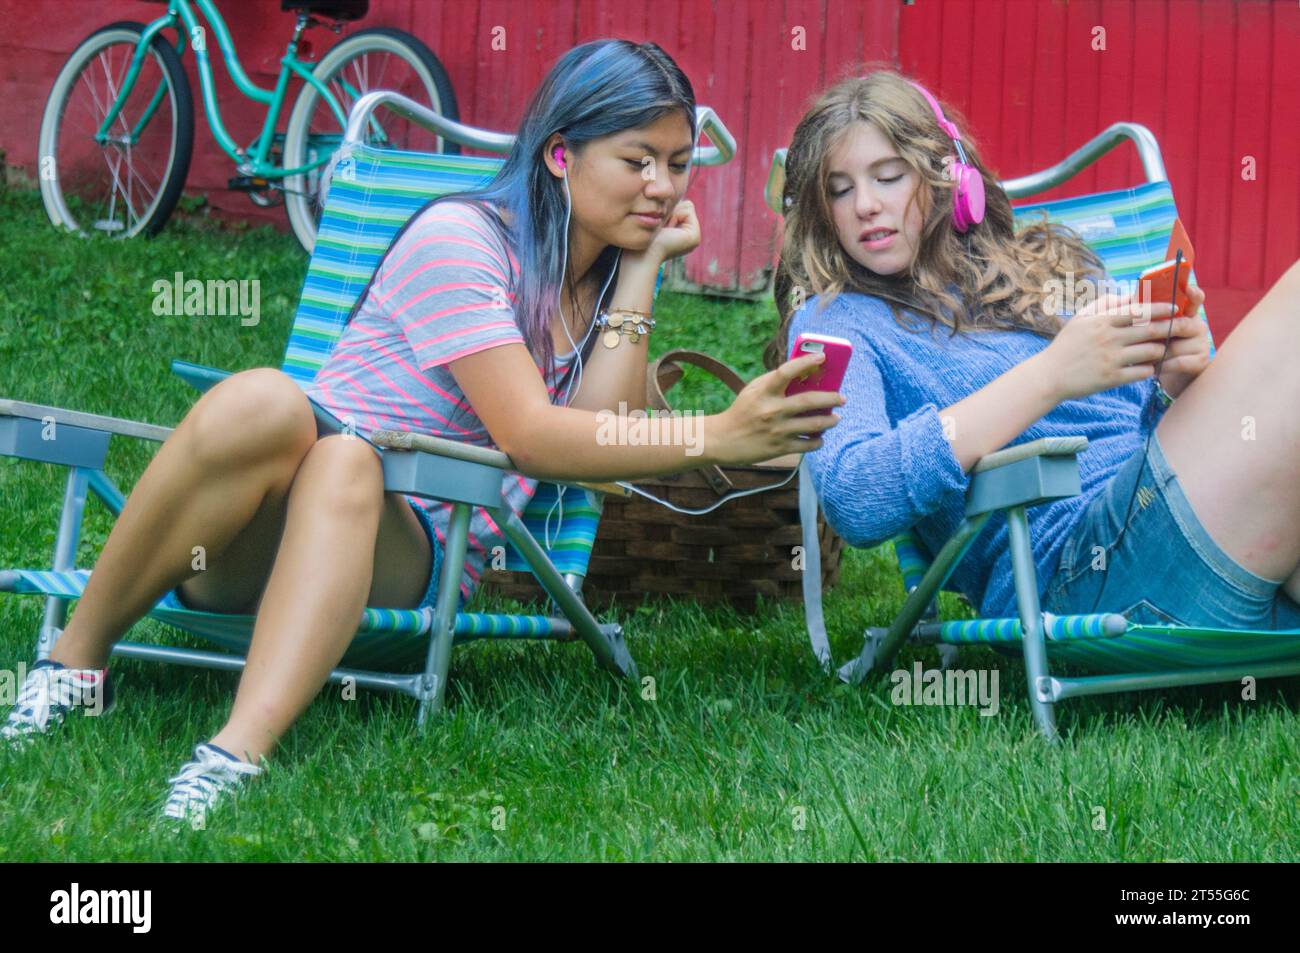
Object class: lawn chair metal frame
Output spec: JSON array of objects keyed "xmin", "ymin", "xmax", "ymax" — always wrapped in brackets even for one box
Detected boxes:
[
  {"xmin": 780, "ymin": 123, "xmax": 1300, "ymax": 741},
  {"xmin": 1, "ymin": 91, "xmax": 735, "ymax": 728}
]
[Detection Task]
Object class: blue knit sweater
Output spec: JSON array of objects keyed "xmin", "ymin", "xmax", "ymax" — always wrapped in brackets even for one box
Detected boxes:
[{"xmin": 789, "ymin": 290, "xmax": 1170, "ymax": 620}]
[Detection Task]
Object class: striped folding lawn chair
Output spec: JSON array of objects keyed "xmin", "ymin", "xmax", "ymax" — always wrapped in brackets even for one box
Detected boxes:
[
  {"xmin": 0, "ymin": 91, "xmax": 735, "ymax": 727},
  {"xmin": 768, "ymin": 122, "xmax": 1300, "ymax": 740}
]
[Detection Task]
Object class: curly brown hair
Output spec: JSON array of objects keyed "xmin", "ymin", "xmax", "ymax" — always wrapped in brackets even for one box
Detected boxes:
[{"xmin": 763, "ymin": 67, "xmax": 1108, "ymax": 371}]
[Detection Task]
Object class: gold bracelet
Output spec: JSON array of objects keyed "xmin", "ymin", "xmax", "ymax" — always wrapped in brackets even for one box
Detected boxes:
[{"xmin": 597, "ymin": 310, "xmax": 656, "ymax": 348}]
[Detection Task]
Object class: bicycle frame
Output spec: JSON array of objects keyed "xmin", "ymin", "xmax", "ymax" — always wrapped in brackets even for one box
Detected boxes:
[{"xmin": 94, "ymin": 0, "xmax": 354, "ymax": 179}]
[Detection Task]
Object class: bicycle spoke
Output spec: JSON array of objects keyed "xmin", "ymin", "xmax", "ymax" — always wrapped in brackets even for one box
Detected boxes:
[
  {"xmin": 101, "ymin": 147, "xmax": 141, "ymax": 230},
  {"xmin": 101, "ymin": 149, "xmax": 122, "ymax": 227},
  {"xmin": 114, "ymin": 41, "xmax": 132, "ymax": 97},
  {"xmin": 97, "ymin": 69, "xmax": 150, "ymax": 230},
  {"xmin": 122, "ymin": 146, "xmax": 160, "ymax": 212},
  {"xmin": 98, "ymin": 51, "xmax": 130, "ymax": 138},
  {"xmin": 331, "ymin": 79, "xmax": 350, "ymax": 116},
  {"xmin": 128, "ymin": 142, "xmax": 167, "ymax": 188},
  {"xmin": 78, "ymin": 67, "xmax": 107, "ymax": 125}
]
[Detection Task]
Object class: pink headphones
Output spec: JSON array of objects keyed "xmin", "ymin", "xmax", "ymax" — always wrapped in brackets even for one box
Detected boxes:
[
  {"xmin": 553, "ymin": 145, "xmax": 566, "ymax": 171},
  {"xmin": 907, "ymin": 80, "xmax": 985, "ymax": 233}
]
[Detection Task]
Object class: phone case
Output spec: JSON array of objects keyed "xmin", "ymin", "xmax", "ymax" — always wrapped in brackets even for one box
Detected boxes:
[
  {"xmin": 1137, "ymin": 217, "xmax": 1196, "ymax": 317},
  {"xmin": 786, "ymin": 332, "xmax": 852, "ymax": 417}
]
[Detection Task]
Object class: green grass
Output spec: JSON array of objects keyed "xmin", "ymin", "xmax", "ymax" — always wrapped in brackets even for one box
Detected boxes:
[{"xmin": 1, "ymin": 186, "xmax": 1297, "ymax": 861}]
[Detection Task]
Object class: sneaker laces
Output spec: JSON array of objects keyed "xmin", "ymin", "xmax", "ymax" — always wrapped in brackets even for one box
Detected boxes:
[{"xmin": 162, "ymin": 744, "xmax": 262, "ymax": 825}]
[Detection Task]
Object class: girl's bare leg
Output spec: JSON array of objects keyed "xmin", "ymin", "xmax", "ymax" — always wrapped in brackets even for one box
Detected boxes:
[
  {"xmin": 1154, "ymin": 259, "xmax": 1300, "ymax": 596},
  {"xmin": 207, "ymin": 435, "xmax": 432, "ymax": 764},
  {"xmin": 50, "ymin": 368, "xmax": 320, "ymax": 670}
]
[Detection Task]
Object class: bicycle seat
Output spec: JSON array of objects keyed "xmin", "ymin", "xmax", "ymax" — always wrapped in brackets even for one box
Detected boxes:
[{"xmin": 280, "ymin": 0, "xmax": 369, "ymax": 21}]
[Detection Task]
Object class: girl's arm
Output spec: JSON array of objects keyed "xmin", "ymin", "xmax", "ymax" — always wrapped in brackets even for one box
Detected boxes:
[
  {"xmin": 451, "ymin": 336, "xmax": 839, "ymax": 484},
  {"xmin": 409, "ymin": 200, "xmax": 833, "ymax": 481},
  {"xmin": 937, "ymin": 352, "xmax": 1062, "ymax": 473},
  {"xmin": 566, "ymin": 201, "xmax": 702, "ymax": 414},
  {"xmin": 563, "ymin": 251, "xmax": 661, "ymax": 415},
  {"xmin": 446, "ymin": 342, "xmax": 751, "ymax": 483},
  {"xmin": 797, "ymin": 307, "xmax": 1059, "ymax": 551}
]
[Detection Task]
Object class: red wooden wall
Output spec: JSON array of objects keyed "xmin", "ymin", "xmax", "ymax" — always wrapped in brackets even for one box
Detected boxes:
[
  {"xmin": 896, "ymin": 0, "xmax": 1299, "ymax": 340},
  {"xmin": 1, "ymin": 0, "xmax": 1296, "ymax": 340}
]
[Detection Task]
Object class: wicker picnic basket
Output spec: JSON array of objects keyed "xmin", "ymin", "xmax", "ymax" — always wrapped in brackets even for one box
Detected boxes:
[{"xmin": 481, "ymin": 349, "xmax": 846, "ymax": 612}]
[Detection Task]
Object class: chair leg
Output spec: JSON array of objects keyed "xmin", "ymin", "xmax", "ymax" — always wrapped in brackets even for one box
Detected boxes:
[
  {"xmin": 544, "ymin": 572, "xmax": 585, "ymax": 616},
  {"xmin": 36, "ymin": 467, "xmax": 92, "ymax": 661},
  {"xmin": 1005, "ymin": 506, "xmax": 1058, "ymax": 742},
  {"xmin": 842, "ymin": 513, "xmax": 992, "ymax": 684},
  {"xmin": 495, "ymin": 505, "xmax": 637, "ymax": 682},
  {"xmin": 416, "ymin": 501, "xmax": 472, "ymax": 730},
  {"xmin": 937, "ymin": 643, "xmax": 960, "ymax": 671},
  {"xmin": 838, "ymin": 627, "xmax": 887, "ymax": 683}
]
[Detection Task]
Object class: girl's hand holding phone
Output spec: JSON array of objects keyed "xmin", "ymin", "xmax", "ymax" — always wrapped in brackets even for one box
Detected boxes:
[
  {"xmin": 711, "ymin": 351, "xmax": 845, "ymax": 465},
  {"xmin": 1150, "ymin": 282, "xmax": 1212, "ymax": 397},
  {"xmin": 1039, "ymin": 292, "xmax": 1188, "ymax": 402}
]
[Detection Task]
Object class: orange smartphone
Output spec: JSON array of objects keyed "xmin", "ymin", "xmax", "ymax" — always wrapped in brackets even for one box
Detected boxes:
[{"xmin": 1136, "ymin": 217, "xmax": 1195, "ymax": 317}]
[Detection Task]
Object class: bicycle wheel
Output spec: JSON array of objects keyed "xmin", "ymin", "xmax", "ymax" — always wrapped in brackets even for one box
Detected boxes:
[
  {"xmin": 282, "ymin": 26, "xmax": 459, "ymax": 253},
  {"xmin": 38, "ymin": 20, "xmax": 194, "ymax": 239}
]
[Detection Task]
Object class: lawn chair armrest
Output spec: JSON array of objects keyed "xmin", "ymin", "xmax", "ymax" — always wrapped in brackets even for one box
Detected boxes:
[
  {"xmin": 965, "ymin": 436, "xmax": 1089, "ymax": 517},
  {"xmin": 339, "ymin": 92, "xmax": 735, "ymax": 167},
  {"xmin": 0, "ymin": 397, "xmax": 173, "ymax": 443},
  {"xmin": 972, "ymin": 436, "xmax": 1088, "ymax": 473},
  {"xmin": 372, "ymin": 430, "xmax": 506, "ymax": 509},
  {"xmin": 370, "ymin": 429, "xmax": 620, "ymax": 500},
  {"xmin": 170, "ymin": 359, "xmax": 232, "ymax": 394},
  {"xmin": 370, "ymin": 429, "xmax": 513, "ymax": 469},
  {"xmin": 0, "ymin": 397, "xmax": 170, "ymax": 472}
]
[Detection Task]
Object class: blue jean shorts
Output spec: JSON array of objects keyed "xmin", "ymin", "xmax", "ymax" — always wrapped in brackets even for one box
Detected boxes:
[
  {"xmin": 406, "ymin": 498, "xmax": 467, "ymax": 613},
  {"xmin": 1042, "ymin": 429, "xmax": 1300, "ymax": 631}
]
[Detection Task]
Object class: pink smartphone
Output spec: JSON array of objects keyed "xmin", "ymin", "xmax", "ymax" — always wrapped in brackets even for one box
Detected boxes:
[{"xmin": 785, "ymin": 332, "xmax": 852, "ymax": 421}]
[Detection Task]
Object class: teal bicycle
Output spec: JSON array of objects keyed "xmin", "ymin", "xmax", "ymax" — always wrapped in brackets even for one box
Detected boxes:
[{"xmin": 37, "ymin": 0, "xmax": 458, "ymax": 251}]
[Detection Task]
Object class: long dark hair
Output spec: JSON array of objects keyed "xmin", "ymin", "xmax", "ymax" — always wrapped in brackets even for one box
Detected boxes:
[{"xmin": 361, "ymin": 39, "xmax": 697, "ymax": 385}]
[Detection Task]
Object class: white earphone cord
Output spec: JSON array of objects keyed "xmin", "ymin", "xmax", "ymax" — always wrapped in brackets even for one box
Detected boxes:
[
  {"xmin": 544, "ymin": 167, "xmax": 618, "ymax": 548},
  {"xmin": 542, "ymin": 121, "xmax": 775, "ymax": 547}
]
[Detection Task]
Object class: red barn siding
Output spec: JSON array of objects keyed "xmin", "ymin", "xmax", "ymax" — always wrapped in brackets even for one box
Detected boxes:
[
  {"xmin": 0, "ymin": 0, "xmax": 1295, "ymax": 339},
  {"xmin": 897, "ymin": 0, "xmax": 1299, "ymax": 340}
]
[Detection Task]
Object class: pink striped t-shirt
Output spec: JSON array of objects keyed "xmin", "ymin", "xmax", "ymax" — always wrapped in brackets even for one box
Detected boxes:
[{"xmin": 304, "ymin": 199, "xmax": 585, "ymax": 604}]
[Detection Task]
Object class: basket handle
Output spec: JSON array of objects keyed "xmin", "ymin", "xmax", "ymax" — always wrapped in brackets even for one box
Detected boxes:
[
  {"xmin": 646, "ymin": 349, "xmax": 751, "ymax": 496},
  {"xmin": 648, "ymin": 349, "xmax": 749, "ymax": 406}
]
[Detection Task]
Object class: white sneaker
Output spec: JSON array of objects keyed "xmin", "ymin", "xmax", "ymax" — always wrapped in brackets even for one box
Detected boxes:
[
  {"xmin": 160, "ymin": 742, "xmax": 263, "ymax": 830},
  {"xmin": 1, "ymin": 659, "xmax": 115, "ymax": 750}
]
